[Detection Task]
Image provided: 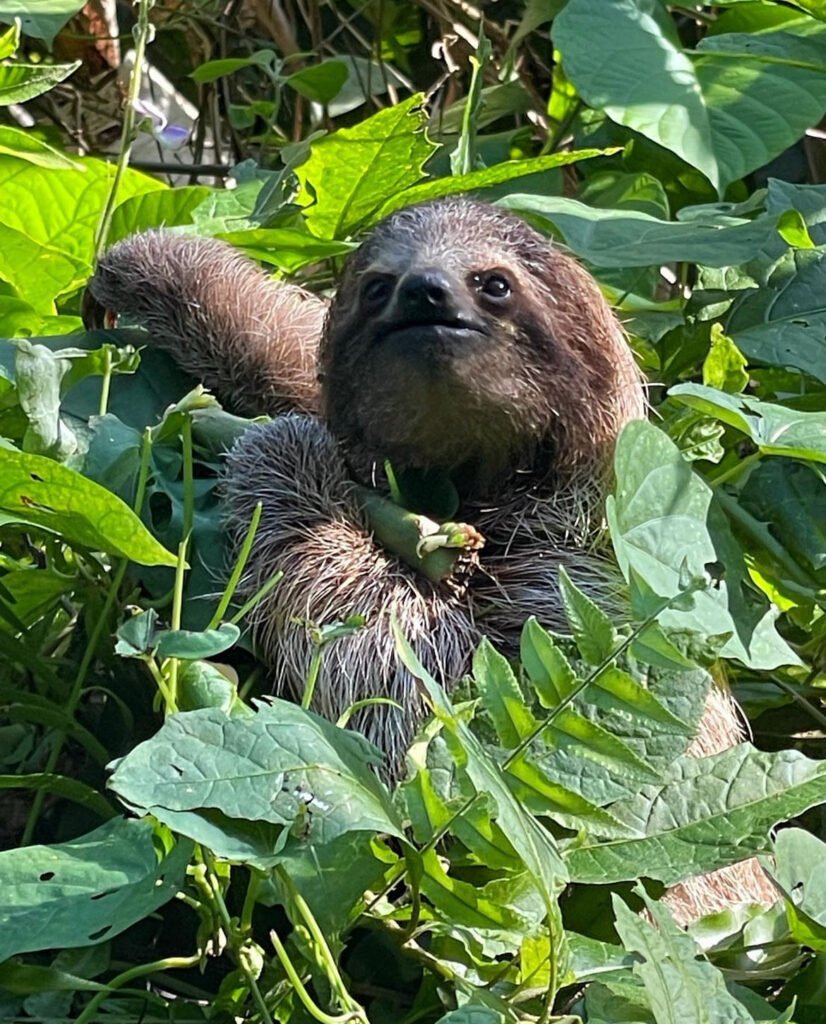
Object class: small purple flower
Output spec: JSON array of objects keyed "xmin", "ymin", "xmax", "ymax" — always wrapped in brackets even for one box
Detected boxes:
[{"xmin": 133, "ymin": 97, "xmax": 191, "ymax": 151}]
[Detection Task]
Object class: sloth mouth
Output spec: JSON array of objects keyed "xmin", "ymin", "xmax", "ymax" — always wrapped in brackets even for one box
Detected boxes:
[{"xmin": 378, "ymin": 317, "xmax": 488, "ymax": 347}]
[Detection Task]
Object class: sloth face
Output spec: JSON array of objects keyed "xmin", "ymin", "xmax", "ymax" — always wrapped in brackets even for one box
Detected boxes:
[{"xmin": 320, "ymin": 198, "xmax": 635, "ymax": 492}]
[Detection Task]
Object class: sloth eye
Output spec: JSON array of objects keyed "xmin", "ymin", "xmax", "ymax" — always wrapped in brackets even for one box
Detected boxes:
[
  {"xmin": 362, "ymin": 275, "xmax": 394, "ymax": 308},
  {"xmin": 471, "ymin": 271, "xmax": 512, "ymax": 302}
]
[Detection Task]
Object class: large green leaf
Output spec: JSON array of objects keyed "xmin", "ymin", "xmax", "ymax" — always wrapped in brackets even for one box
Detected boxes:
[
  {"xmin": 0, "ymin": 818, "xmax": 191, "ymax": 961},
  {"xmin": 375, "ymin": 148, "xmax": 611, "ymax": 220},
  {"xmin": 741, "ymin": 461, "xmax": 826, "ymax": 573},
  {"xmin": 108, "ymin": 701, "xmax": 403, "ymax": 859},
  {"xmin": 0, "ymin": 125, "xmax": 82, "ymax": 169},
  {"xmin": 669, "ymin": 383, "xmax": 826, "ymax": 462},
  {"xmin": 567, "ymin": 744, "xmax": 826, "ymax": 885},
  {"xmin": 555, "ymin": 0, "xmax": 826, "ymax": 193},
  {"xmin": 297, "ymin": 94, "xmax": 436, "ymax": 238},
  {"xmin": 0, "ymin": 446, "xmax": 178, "ymax": 566},
  {"xmin": 0, "ymin": 156, "xmax": 162, "ymax": 283},
  {"xmin": 500, "ymin": 193, "xmax": 782, "ymax": 268},
  {"xmin": 0, "ymin": 0, "xmax": 85, "ymax": 44},
  {"xmin": 607, "ymin": 420, "xmax": 800, "ymax": 670}
]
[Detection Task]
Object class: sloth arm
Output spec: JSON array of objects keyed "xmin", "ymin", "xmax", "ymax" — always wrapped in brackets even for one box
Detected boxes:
[
  {"xmin": 86, "ymin": 232, "xmax": 326, "ymax": 418},
  {"xmin": 223, "ymin": 414, "xmax": 480, "ymax": 771}
]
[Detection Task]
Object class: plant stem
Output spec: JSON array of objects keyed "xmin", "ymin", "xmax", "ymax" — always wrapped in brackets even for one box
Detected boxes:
[
  {"xmin": 182, "ymin": 414, "xmax": 194, "ymax": 542},
  {"xmin": 201, "ymin": 849, "xmax": 276, "ymax": 1024},
  {"xmin": 98, "ymin": 346, "xmax": 112, "ymax": 415},
  {"xmin": 22, "ymin": 428, "xmax": 154, "ymax": 845},
  {"xmin": 94, "ymin": 0, "xmax": 156, "ymax": 257},
  {"xmin": 75, "ymin": 955, "xmax": 201, "ymax": 1024},
  {"xmin": 208, "ymin": 501, "xmax": 262, "ymax": 629}
]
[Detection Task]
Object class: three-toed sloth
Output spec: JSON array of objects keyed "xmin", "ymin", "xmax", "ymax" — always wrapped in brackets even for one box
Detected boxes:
[{"xmin": 87, "ymin": 197, "xmax": 775, "ymax": 922}]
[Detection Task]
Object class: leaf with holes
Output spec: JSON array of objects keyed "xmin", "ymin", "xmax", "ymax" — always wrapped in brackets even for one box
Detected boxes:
[
  {"xmin": 0, "ymin": 818, "xmax": 191, "ymax": 960},
  {"xmin": 108, "ymin": 701, "xmax": 403, "ymax": 860}
]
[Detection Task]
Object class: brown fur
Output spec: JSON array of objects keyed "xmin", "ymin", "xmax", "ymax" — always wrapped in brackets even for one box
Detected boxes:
[{"xmin": 88, "ymin": 197, "xmax": 776, "ymax": 921}]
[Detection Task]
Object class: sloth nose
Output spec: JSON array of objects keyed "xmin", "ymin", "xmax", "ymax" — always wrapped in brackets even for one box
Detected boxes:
[{"xmin": 397, "ymin": 268, "xmax": 456, "ymax": 321}]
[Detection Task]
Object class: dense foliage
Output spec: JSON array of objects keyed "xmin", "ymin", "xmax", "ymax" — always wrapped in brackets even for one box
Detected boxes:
[{"xmin": 2, "ymin": 1, "xmax": 826, "ymax": 1021}]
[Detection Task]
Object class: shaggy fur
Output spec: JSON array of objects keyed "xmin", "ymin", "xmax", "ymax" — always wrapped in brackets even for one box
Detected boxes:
[{"xmin": 88, "ymin": 197, "xmax": 776, "ymax": 921}]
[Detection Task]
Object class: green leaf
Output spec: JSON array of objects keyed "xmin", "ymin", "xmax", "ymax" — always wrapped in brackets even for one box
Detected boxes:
[
  {"xmin": 0, "ymin": 60, "xmax": 79, "ymax": 104},
  {"xmin": 0, "ymin": 156, "xmax": 162, "ymax": 284},
  {"xmin": 0, "ymin": 772, "xmax": 114, "ymax": 820},
  {"xmin": 0, "ymin": 0, "xmax": 86, "ymax": 44},
  {"xmin": 108, "ymin": 186, "xmax": 212, "ymax": 244},
  {"xmin": 773, "ymin": 827, "xmax": 826, "ymax": 927},
  {"xmin": 613, "ymin": 889, "xmax": 757, "ymax": 1023},
  {"xmin": 520, "ymin": 617, "xmax": 577, "ymax": 706},
  {"xmin": 472, "ymin": 638, "xmax": 536, "ymax": 746},
  {"xmin": 501, "ymin": 193, "xmax": 783, "ymax": 269},
  {"xmin": 274, "ymin": 832, "xmax": 393, "ymax": 934},
  {"xmin": 0, "ymin": 222, "xmax": 84, "ymax": 310},
  {"xmin": 420, "ymin": 848, "xmax": 529, "ymax": 931},
  {"xmin": 190, "ymin": 49, "xmax": 276, "ymax": 83},
  {"xmin": 669, "ymin": 383, "xmax": 826, "ymax": 462},
  {"xmin": 727, "ymin": 249, "xmax": 826, "ymax": 383},
  {"xmin": 555, "ymin": 0, "xmax": 826, "ymax": 193},
  {"xmin": 558, "ymin": 566, "xmax": 616, "ymax": 664},
  {"xmin": 286, "ymin": 59, "xmax": 349, "ymax": 103},
  {"xmin": 378, "ymin": 149, "xmax": 612, "ymax": 220},
  {"xmin": 297, "ymin": 94, "xmax": 436, "ymax": 238},
  {"xmin": 0, "ymin": 20, "xmax": 19, "ymax": 58},
  {"xmin": 778, "ymin": 208, "xmax": 816, "ymax": 248},
  {"xmin": 393, "ymin": 623, "xmax": 570, "ymax": 990},
  {"xmin": 740, "ymin": 460, "xmax": 826, "ymax": 573},
  {"xmin": 216, "ymin": 227, "xmax": 352, "ymax": 273},
  {"xmin": 567, "ymin": 744, "xmax": 826, "ymax": 885},
  {"xmin": 607, "ymin": 420, "xmax": 800, "ymax": 670},
  {"xmin": 0, "ymin": 125, "xmax": 82, "ymax": 169},
  {"xmin": 702, "ymin": 324, "xmax": 749, "ymax": 393},
  {"xmin": 155, "ymin": 622, "xmax": 241, "ymax": 659},
  {"xmin": 108, "ymin": 701, "xmax": 402, "ymax": 858},
  {"xmin": 435, "ymin": 1008, "xmax": 507, "ymax": 1024},
  {"xmin": 0, "ymin": 447, "xmax": 178, "ymax": 567},
  {"xmin": 0, "ymin": 818, "xmax": 191, "ymax": 961}
]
